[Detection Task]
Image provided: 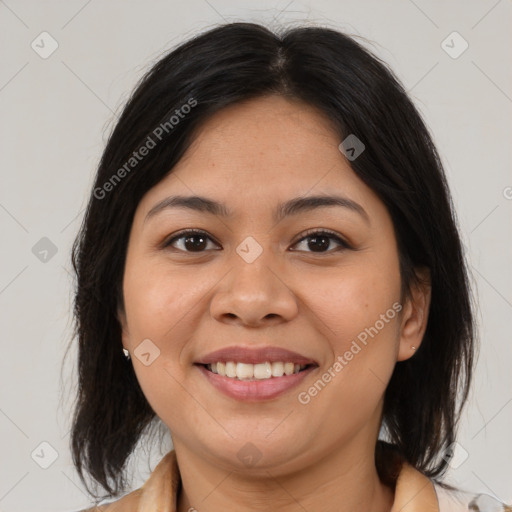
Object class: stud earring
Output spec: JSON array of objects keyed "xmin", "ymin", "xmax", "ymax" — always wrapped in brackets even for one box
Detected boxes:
[
  {"xmin": 411, "ymin": 346, "xmax": 416, "ymax": 351},
  {"xmin": 123, "ymin": 348, "xmax": 131, "ymax": 360}
]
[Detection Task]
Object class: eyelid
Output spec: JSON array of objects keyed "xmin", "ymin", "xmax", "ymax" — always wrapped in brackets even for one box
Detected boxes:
[
  {"xmin": 162, "ymin": 228, "xmax": 351, "ymax": 252},
  {"xmin": 291, "ymin": 228, "xmax": 351, "ymax": 250},
  {"xmin": 162, "ymin": 228, "xmax": 220, "ymax": 250}
]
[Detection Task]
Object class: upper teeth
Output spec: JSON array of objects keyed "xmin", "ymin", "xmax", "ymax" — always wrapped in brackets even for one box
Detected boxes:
[{"xmin": 207, "ymin": 361, "xmax": 307, "ymax": 380}]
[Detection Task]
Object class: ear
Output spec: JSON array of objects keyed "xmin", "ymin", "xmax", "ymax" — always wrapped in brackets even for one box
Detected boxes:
[
  {"xmin": 117, "ymin": 305, "xmax": 130, "ymax": 349},
  {"xmin": 397, "ymin": 267, "xmax": 431, "ymax": 362}
]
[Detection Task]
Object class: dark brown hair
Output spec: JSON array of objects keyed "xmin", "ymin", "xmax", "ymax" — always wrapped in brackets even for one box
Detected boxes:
[{"xmin": 67, "ymin": 21, "xmax": 476, "ymax": 500}]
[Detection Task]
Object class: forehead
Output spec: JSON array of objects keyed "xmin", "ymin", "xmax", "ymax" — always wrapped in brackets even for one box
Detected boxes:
[
  {"xmin": 136, "ymin": 95, "xmax": 384, "ymax": 221},
  {"xmin": 179, "ymin": 95, "xmax": 343, "ymax": 181}
]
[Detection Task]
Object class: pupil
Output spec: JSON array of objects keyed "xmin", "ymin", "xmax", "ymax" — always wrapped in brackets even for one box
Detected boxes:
[
  {"xmin": 182, "ymin": 235, "xmax": 330, "ymax": 252},
  {"xmin": 185, "ymin": 235, "xmax": 207, "ymax": 251},
  {"xmin": 308, "ymin": 235, "xmax": 329, "ymax": 252}
]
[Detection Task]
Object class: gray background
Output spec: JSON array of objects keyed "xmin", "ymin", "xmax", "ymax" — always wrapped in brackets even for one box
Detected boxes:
[{"xmin": 0, "ymin": 1, "xmax": 511, "ymax": 511}]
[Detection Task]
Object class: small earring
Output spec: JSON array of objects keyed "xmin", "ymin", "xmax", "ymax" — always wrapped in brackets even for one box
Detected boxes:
[
  {"xmin": 411, "ymin": 346, "xmax": 416, "ymax": 351},
  {"xmin": 123, "ymin": 348, "xmax": 131, "ymax": 360}
]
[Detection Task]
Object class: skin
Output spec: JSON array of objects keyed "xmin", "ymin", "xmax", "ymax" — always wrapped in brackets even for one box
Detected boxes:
[{"xmin": 119, "ymin": 94, "xmax": 431, "ymax": 512}]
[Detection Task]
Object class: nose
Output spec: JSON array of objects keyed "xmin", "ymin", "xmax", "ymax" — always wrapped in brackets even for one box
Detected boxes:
[{"xmin": 209, "ymin": 246, "xmax": 299, "ymax": 328}]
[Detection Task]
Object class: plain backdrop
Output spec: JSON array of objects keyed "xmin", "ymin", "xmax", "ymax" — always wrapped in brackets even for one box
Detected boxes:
[{"xmin": 0, "ymin": 1, "xmax": 511, "ymax": 511}]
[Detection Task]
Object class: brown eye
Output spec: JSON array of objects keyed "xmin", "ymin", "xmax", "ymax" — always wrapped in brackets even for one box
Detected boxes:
[
  {"xmin": 163, "ymin": 228, "xmax": 350, "ymax": 254},
  {"xmin": 163, "ymin": 230, "xmax": 219, "ymax": 252},
  {"xmin": 291, "ymin": 230, "xmax": 350, "ymax": 253}
]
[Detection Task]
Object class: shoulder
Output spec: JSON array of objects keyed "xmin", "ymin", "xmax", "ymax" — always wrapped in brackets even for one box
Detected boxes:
[
  {"xmin": 73, "ymin": 449, "xmax": 179, "ymax": 512},
  {"xmin": 434, "ymin": 482, "xmax": 512, "ymax": 511},
  {"xmin": 76, "ymin": 488, "xmax": 143, "ymax": 512}
]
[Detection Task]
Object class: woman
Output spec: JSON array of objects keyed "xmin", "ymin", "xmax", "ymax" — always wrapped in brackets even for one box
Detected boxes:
[{"xmin": 70, "ymin": 22, "xmax": 510, "ymax": 511}]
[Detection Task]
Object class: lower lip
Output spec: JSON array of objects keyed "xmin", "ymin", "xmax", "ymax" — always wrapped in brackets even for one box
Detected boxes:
[{"xmin": 196, "ymin": 364, "xmax": 316, "ymax": 402}]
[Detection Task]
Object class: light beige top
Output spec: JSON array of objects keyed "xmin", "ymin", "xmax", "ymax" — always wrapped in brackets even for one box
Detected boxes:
[{"xmin": 79, "ymin": 450, "xmax": 510, "ymax": 512}]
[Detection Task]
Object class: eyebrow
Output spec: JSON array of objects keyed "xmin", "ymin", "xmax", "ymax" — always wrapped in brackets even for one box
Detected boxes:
[{"xmin": 145, "ymin": 194, "xmax": 370, "ymax": 225}]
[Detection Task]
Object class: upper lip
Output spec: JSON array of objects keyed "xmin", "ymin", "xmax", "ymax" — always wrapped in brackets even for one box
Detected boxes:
[{"xmin": 195, "ymin": 346, "xmax": 318, "ymax": 366}]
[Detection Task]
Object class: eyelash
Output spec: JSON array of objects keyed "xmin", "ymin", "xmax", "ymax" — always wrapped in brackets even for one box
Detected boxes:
[{"xmin": 162, "ymin": 228, "xmax": 351, "ymax": 254}]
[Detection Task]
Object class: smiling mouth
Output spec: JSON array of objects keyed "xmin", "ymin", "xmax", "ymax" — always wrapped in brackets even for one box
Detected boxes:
[{"xmin": 198, "ymin": 361, "xmax": 316, "ymax": 381}]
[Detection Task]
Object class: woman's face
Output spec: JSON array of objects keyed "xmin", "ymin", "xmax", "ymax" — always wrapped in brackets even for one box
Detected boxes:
[{"xmin": 119, "ymin": 94, "xmax": 430, "ymax": 474}]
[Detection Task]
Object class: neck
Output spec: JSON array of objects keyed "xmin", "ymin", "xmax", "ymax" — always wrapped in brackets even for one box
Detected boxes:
[{"xmin": 174, "ymin": 438, "xmax": 394, "ymax": 512}]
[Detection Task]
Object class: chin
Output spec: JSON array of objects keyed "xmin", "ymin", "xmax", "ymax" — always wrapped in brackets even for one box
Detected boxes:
[{"xmin": 197, "ymin": 432, "xmax": 307, "ymax": 473}]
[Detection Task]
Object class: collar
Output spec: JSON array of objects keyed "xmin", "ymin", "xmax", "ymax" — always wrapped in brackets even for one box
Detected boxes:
[{"xmin": 114, "ymin": 449, "xmax": 440, "ymax": 512}]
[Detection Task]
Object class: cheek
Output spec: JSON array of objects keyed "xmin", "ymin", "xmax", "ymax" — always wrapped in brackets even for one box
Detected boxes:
[
  {"xmin": 308, "ymin": 261, "xmax": 401, "ymax": 349},
  {"xmin": 123, "ymin": 259, "xmax": 201, "ymax": 345},
  {"xmin": 297, "ymin": 278, "xmax": 401, "ymax": 430},
  {"xmin": 301, "ymin": 253, "xmax": 401, "ymax": 407},
  {"xmin": 122, "ymin": 261, "xmax": 199, "ymax": 421}
]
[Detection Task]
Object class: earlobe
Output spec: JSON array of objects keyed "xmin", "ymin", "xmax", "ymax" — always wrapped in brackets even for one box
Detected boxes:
[{"xmin": 397, "ymin": 268, "xmax": 432, "ymax": 362}]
